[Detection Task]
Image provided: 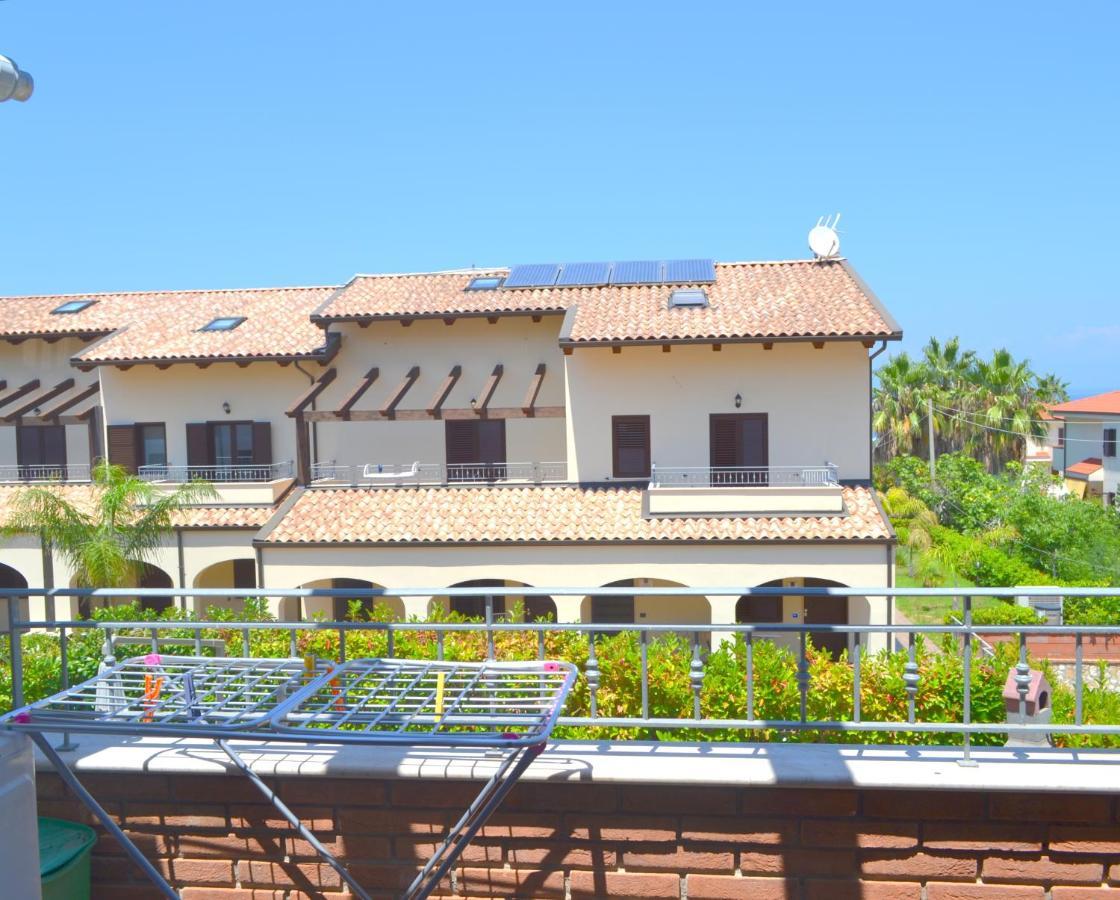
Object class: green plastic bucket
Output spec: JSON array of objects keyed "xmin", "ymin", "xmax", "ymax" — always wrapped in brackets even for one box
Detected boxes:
[{"xmin": 39, "ymin": 817, "xmax": 96, "ymax": 900}]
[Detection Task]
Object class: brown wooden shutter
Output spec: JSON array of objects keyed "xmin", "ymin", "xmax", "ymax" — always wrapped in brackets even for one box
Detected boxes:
[
  {"xmin": 251, "ymin": 422, "xmax": 272, "ymax": 466},
  {"xmin": 233, "ymin": 559, "xmax": 256, "ymax": 589},
  {"xmin": 709, "ymin": 415, "xmax": 739, "ymax": 469},
  {"xmin": 107, "ymin": 424, "xmax": 138, "ymax": 473},
  {"xmin": 478, "ymin": 420, "xmax": 506, "ymax": 464},
  {"xmin": 186, "ymin": 423, "xmax": 210, "ymax": 468},
  {"xmin": 445, "ymin": 421, "xmax": 477, "ymax": 465},
  {"xmin": 612, "ymin": 415, "xmax": 650, "ymax": 478}
]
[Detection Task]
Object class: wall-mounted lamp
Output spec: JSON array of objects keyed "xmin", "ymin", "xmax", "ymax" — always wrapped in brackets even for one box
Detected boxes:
[
  {"xmin": 31, "ymin": 407, "xmax": 41, "ymax": 417},
  {"xmin": 734, "ymin": 393, "xmax": 742, "ymax": 409},
  {"xmin": 469, "ymin": 398, "xmax": 477, "ymax": 409},
  {"xmin": 221, "ymin": 401, "xmax": 231, "ymax": 415}
]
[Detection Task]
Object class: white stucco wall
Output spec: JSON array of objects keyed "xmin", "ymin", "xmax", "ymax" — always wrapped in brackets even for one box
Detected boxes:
[
  {"xmin": 1052, "ymin": 414, "xmax": 1120, "ymax": 499},
  {"xmin": 99, "ymin": 363, "xmax": 314, "ymax": 470},
  {"xmin": 563, "ymin": 341, "xmax": 872, "ymax": 484},
  {"xmin": 311, "ymin": 318, "xmax": 567, "ymax": 470}
]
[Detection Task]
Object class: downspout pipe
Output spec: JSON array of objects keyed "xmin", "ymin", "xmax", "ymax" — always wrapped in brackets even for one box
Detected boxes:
[
  {"xmin": 292, "ymin": 360, "xmax": 319, "ymax": 477},
  {"xmin": 867, "ymin": 340, "xmax": 888, "ymax": 481}
]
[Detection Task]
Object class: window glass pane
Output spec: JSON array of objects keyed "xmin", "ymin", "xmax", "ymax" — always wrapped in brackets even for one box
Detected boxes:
[
  {"xmin": 234, "ymin": 423, "xmax": 254, "ymax": 462},
  {"xmin": 213, "ymin": 425, "xmax": 232, "ymax": 464},
  {"xmin": 140, "ymin": 426, "xmax": 166, "ymax": 466}
]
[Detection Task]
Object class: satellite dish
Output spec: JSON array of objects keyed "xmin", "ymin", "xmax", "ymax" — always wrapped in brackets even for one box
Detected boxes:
[{"xmin": 808, "ymin": 214, "xmax": 841, "ymax": 259}]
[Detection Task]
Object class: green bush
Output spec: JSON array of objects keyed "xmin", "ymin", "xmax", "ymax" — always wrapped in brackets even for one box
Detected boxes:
[
  {"xmin": 1063, "ymin": 596, "xmax": 1120, "ymax": 626},
  {"xmin": 943, "ymin": 603, "xmax": 1044, "ymax": 626}
]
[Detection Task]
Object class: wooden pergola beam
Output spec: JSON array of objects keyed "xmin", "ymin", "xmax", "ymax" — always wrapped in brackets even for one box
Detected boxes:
[
  {"xmin": 30, "ymin": 382, "xmax": 100, "ymax": 421},
  {"xmin": 336, "ymin": 367, "xmax": 380, "ymax": 421},
  {"xmin": 286, "ymin": 367, "xmax": 337, "ymax": 418},
  {"xmin": 302, "ymin": 406, "xmax": 564, "ymax": 423},
  {"xmin": 381, "ymin": 366, "xmax": 420, "ymax": 418},
  {"xmin": 521, "ymin": 363, "xmax": 546, "ymax": 416},
  {"xmin": 474, "ymin": 364, "xmax": 503, "ymax": 415},
  {"xmin": 426, "ymin": 365, "xmax": 462, "ymax": 416},
  {"xmin": 0, "ymin": 379, "xmax": 40, "ymax": 411},
  {"xmin": 3, "ymin": 378, "xmax": 76, "ymax": 422}
]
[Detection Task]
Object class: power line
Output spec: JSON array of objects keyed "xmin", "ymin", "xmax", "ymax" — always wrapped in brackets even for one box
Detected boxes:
[{"xmin": 934, "ymin": 405, "xmax": 1113, "ymax": 446}]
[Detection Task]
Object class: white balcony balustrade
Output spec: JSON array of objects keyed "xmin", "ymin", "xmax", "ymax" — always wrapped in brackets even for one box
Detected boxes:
[
  {"xmin": 646, "ymin": 464, "xmax": 843, "ymax": 515},
  {"xmin": 310, "ymin": 460, "xmax": 568, "ymax": 487}
]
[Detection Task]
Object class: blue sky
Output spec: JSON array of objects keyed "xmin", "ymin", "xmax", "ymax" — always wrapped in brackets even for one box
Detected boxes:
[{"xmin": 1, "ymin": 2, "xmax": 1117, "ymax": 395}]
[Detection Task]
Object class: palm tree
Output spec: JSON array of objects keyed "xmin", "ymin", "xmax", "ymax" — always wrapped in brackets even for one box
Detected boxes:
[
  {"xmin": 920, "ymin": 337, "xmax": 975, "ymax": 453},
  {"xmin": 967, "ymin": 348, "xmax": 1049, "ymax": 471},
  {"xmin": 2, "ymin": 461, "xmax": 215, "ymax": 589},
  {"xmin": 879, "ymin": 487, "xmax": 939, "ymax": 577},
  {"xmin": 873, "ymin": 354, "xmax": 929, "ymax": 460}
]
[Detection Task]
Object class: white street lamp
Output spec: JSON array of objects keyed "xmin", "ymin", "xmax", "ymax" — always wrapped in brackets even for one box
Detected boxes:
[{"xmin": 0, "ymin": 54, "xmax": 33, "ymax": 102}]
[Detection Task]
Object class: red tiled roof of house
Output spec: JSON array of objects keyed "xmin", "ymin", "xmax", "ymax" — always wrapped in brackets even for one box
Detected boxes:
[
  {"xmin": 260, "ymin": 484, "xmax": 892, "ymax": 545},
  {"xmin": 562, "ymin": 260, "xmax": 900, "ymax": 345},
  {"xmin": 1050, "ymin": 391, "xmax": 1120, "ymax": 417},
  {"xmin": 312, "ymin": 271, "xmax": 565, "ymax": 322},
  {"xmin": 1066, "ymin": 457, "xmax": 1103, "ymax": 478}
]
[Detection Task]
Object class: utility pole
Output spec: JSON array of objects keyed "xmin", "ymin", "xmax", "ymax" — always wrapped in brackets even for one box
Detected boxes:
[{"xmin": 927, "ymin": 398, "xmax": 936, "ymax": 482}]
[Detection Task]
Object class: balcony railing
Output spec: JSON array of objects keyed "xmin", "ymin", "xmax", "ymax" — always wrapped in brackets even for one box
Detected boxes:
[
  {"xmin": 0, "ymin": 463, "xmax": 91, "ymax": 483},
  {"xmin": 649, "ymin": 464, "xmax": 839, "ymax": 488},
  {"xmin": 5, "ymin": 585, "xmax": 1120, "ymax": 755},
  {"xmin": 138, "ymin": 460, "xmax": 294, "ymax": 483},
  {"xmin": 310, "ymin": 460, "xmax": 568, "ymax": 486}
]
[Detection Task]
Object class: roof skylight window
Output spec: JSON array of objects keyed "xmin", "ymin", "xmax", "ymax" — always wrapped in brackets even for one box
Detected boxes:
[
  {"xmin": 199, "ymin": 316, "xmax": 246, "ymax": 332},
  {"xmin": 465, "ymin": 276, "xmax": 504, "ymax": 291},
  {"xmin": 668, "ymin": 289, "xmax": 709, "ymax": 309},
  {"xmin": 51, "ymin": 299, "xmax": 96, "ymax": 314}
]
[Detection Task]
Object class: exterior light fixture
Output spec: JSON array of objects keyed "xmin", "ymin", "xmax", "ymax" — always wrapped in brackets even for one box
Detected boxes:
[
  {"xmin": 0, "ymin": 55, "xmax": 34, "ymax": 102},
  {"xmin": 734, "ymin": 393, "xmax": 742, "ymax": 409},
  {"xmin": 222, "ymin": 401, "xmax": 231, "ymax": 414}
]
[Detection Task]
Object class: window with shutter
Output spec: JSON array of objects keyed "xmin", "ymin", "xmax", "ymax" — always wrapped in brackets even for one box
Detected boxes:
[
  {"xmin": 611, "ymin": 415, "xmax": 650, "ymax": 478},
  {"xmin": 106, "ymin": 425, "xmax": 139, "ymax": 474},
  {"xmin": 709, "ymin": 414, "xmax": 768, "ymax": 484},
  {"xmin": 17, "ymin": 425, "xmax": 67, "ymax": 478},
  {"xmin": 251, "ymin": 422, "xmax": 273, "ymax": 466},
  {"xmin": 1105, "ymin": 428, "xmax": 1117, "ymax": 458},
  {"xmin": 186, "ymin": 423, "xmax": 210, "ymax": 476},
  {"xmin": 444, "ymin": 420, "xmax": 507, "ymax": 481},
  {"xmin": 137, "ymin": 423, "xmax": 167, "ymax": 468}
]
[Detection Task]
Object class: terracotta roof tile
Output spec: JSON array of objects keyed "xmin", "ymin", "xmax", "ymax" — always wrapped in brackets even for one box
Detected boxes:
[
  {"xmin": 262, "ymin": 484, "xmax": 891, "ymax": 545},
  {"xmin": 1050, "ymin": 391, "xmax": 1120, "ymax": 417},
  {"xmin": 564, "ymin": 260, "xmax": 899, "ymax": 344},
  {"xmin": 0, "ymin": 292, "xmax": 134, "ymax": 338},
  {"xmin": 1066, "ymin": 457, "xmax": 1103, "ymax": 478},
  {"xmin": 313, "ymin": 271, "xmax": 565, "ymax": 321}
]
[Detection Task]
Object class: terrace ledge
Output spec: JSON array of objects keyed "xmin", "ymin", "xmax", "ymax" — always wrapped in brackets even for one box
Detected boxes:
[{"xmin": 30, "ymin": 735, "xmax": 1120, "ymax": 794}]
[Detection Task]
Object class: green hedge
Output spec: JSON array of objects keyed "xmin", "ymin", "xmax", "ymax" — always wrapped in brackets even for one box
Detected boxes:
[{"xmin": 943, "ymin": 604, "xmax": 1045, "ymax": 626}]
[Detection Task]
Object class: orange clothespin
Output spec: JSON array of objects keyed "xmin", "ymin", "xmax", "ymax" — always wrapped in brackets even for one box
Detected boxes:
[{"xmin": 142, "ymin": 674, "xmax": 164, "ymax": 723}]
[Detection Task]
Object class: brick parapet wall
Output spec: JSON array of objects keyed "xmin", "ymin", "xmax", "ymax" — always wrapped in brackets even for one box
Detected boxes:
[{"xmin": 35, "ymin": 772, "xmax": 1120, "ymax": 899}]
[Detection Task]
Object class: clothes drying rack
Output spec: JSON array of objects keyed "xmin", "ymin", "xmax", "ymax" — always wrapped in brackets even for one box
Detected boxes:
[{"xmin": 3, "ymin": 654, "xmax": 577, "ymax": 900}]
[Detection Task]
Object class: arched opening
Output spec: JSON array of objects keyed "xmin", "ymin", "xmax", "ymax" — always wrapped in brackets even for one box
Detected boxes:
[
  {"xmin": 0, "ymin": 563, "xmax": 29, "ymax": 631},
  {"xmin": 75, "ymin": 562, "xmax": 176, "ymax": 618},
  {"xmin": 192, "ymin": 559, "xmax": 257, "ymax": 615},
  {"xmin": 297, "ymin": 579, "xmax": 404, "ymax": 621},
  {"xmin": 753, "ymin": 577, "xmax": 852, "ymax": 659},
  {"xmin": 580, "ymin": 579, "xmax": 705, "ymax": 627},
  {"xmin": 432, "ymin": 580, "xmax": 554, "ymax": 622}
]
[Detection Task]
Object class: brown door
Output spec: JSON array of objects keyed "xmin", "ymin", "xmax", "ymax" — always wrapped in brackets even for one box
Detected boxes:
[
  {"xmin": 709, "ymin": 414, "xmax": 768, "ymax": 485},
  {"xmin": 802, "ymin": 579, "xmax": 849, "ymax": 659},
  {"xmin": 445, "ymin": 420, "xmax": 507, "ymax": 481}
]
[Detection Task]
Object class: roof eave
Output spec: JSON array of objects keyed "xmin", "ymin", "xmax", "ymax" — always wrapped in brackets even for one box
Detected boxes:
[{"xmin": 559, "ymin": 332, "xmax": 903, "ymax": 350}]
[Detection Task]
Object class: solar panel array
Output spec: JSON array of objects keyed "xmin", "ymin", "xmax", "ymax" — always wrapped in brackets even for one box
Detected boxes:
[{"xmin": 504, "ymin": 259, "xmax": 716, "ymax": 289}]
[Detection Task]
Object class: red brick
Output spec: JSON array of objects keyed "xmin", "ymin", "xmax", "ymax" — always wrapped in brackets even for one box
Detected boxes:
[
  {"xmin": 509, "ymin": 781, "xmax": 618, "ymax": 812},
  {"xmin": 236, "ymin": 860, "xmax": 341, "ymax": 889},
  {"xmin": 622, "ymin": 847, "xmax": 734, "ymax": 873},
  {"xmin": 989, "ymin": 794, "xmax": 1112, "ymax": 824},
  {"xmin": 181, "ymin": 891, "xmax": 284, "ymax": 900},
  {"xmin": 338, "ymin": 806, "xmax": 449, "ymax": 836},
  {"xmin": 861, "ymin": 851, "xmax": 976, "ymax": 881},
  {"xmin": 863, "ymin": 790, "xmax": 986, "ymax": 820},
  {"xmin": 623, "ymin": 785, "xmax": 736, "ymax": 815},
  {"xmin": 227, "ymin": 804, "xmax": 335, "ymax": 832},
  {"xmin": 171, "ymin": 775, "xmax": 269, "ymax": 804},
  {"xmin": 458, "ymin": 866, "xmax": 566, "ymax": 898},
  {"xmin": 82, "ymin": 773, "xmax": 171, "ymax": 801},
  {"xmin": 927, "ymin": 886, "xmax": 1045, "ymax": 900},
  {"xmin": 802, "ymin": 819, "xmax": 918, "ymax": 849},
  {"xmin": 157, "ymin": 858, "xmax": 235, "ymax": 884},
  {"xmin": 35, "ymin": 774, "xmax": 69, "ymax": 798},
  {"xmin": 177, "ymin": 832, "xmax": 283, "ymax": 859},
  {"xmin": 281, "ymin": 778, "xmax": 386, "ymax": 807},
  {"xmin": 125, "ymin": 802, "xmax": 228, "ymax": 830},
  {"xmin": 478, "ymin": 811, "xmax": 567, "ymax": 839},
  {"xmin": 290, "ymin": 834, "xmax": 391, "ymax": 860},
  {"xmin": 804, "ymin": 881, "xmax": 922, "ymax": 900},
  {"xmin": 689, "ymin": 874, "xmax": 797, "ymax": 899},
  {"xmin": 394, "ymin": 838, "xmax": 502, "ymax": 866},
  {"xmin": 1049, "ymin": 825, "xmax": 1120, "ymax": 855},
  {"xmin": 740, "ymin": 788, "xmax": 858, "ymax": 818},
  {"xmin": 982, "ymin": 856, "xmax": 1103, "ymax": 885},
  {"xmin": 344, "ymin": 863, "xmax": 446, "ymax": 891},
  {"xmin": 739, "ymin": 849, "xmax": 858, "ymax": 878},
  {"xmin": 506, "ymin": 842, "xmax": 606, "ymax": 869},
  {"xmin": 1053, "ymin": 889, "xmax": 1120, "ymax": 899},
  {"xmin": 681, "ymin": 816, "xmax": 797, "ymax": 846},
  {"xmin": 565, "ymin": 813, "xmax": 678, "ymax": 842},
  {"xmin": 96, "ymin": 831, "xmax": 174, "ymax": 857},
  {"xmin": 570, "ymin": 870, "xmax": 680, "ymax": 898},
  {"xmin": 923, "ymin": 822, "xmax": 1044, "ymax": 853},
  {"xmin": 390, "ymin": 780, "xmax": 487, "ymax": 808},
  {"xmin": 91, "ymin": 855, "xmax": 138, "ymax": 883},
  {"xmin": 92, "ymin": 886, "xmax": 175, "ymax": 900}
]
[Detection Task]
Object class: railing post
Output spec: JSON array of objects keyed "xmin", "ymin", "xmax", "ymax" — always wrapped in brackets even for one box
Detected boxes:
[
  {"xmin": 959, "ymin": 595, "xmax": 977, "ymax": 767},
  {"xmin": 586, "ymin": 633, "xmax": 600, "ymax": 719},
  {"xmin": 690, "ymin": 631, "xmax": 704, "ymax": 720},
  {"xmin": 904, "ymin": 634, "xmax": 919, "ymax": 724},
  {"xmin": 7, "ymin": 595, "xmax": 24, "ymax": 709},
  {"xmin": 484, "ymin": 595, "xmax": 495, "ymax": 660}
]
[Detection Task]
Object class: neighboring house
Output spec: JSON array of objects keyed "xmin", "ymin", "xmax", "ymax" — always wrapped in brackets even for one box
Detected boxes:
[
  {"xmin": 1049, "ymin": 390, "xmax": 1120, "ymax": 507},
  {"xmin": 0, "ymin": 257, "xmax": 902, "ymax": 646},
  {"xmin": 1023, "ymin": 408, "xmax": 1060, "ymax": 468}
]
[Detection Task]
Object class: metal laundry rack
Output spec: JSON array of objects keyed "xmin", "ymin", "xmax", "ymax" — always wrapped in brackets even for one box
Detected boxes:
[{"xmin": 3, "ymin": 653, "xmax": 577, "ymax": 900}]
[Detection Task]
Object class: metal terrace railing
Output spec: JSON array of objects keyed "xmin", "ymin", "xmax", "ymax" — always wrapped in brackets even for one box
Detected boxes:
[
  {"xmin": 0, "ymin": 463, "xmax": 92, "ymax": 483},
  {"xmin": 138, "ymin": 460, "xmax": 294, "ymax": 483},
  {"xmin": 649, "ymin": 464, "xmax": 839, "ymax": 487},
  {"xmin": 5, "ymin": 586, "xmax": 1120, "ymax": 759},
  {"xmin": 310, "ymin": 460, "xmax": 569, "ymax": 486}
]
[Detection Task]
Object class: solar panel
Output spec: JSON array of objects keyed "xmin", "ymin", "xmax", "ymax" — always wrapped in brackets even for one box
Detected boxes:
[
  {"xmin": 610, "ymin": 260, "xmax": 663, "ymax": 285},
  {"xmin": 555, "ymin": 262, "xmax": 612, "ymax": 286},
  {"xmin": 503, "ymin": 264, "xmax": 561, "ymax": 289},
  {"xmin": 664, "ymin": 259, "xmax": 716, "ymax": 284}
]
